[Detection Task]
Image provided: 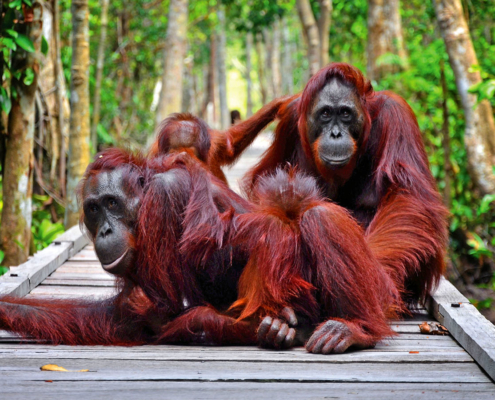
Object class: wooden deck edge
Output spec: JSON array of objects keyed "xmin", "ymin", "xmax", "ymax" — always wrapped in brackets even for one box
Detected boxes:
[
  {"xmin": 426, "ymin": 276, "xmax": 495, "ymax": 381},
  {"xmin": 0, "ymin": 225, "xmax": 90, "ymax": 297}
]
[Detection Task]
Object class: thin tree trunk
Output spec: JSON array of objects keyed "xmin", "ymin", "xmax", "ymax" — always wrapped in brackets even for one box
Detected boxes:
[
  {"xmin": 263, "ymin": 28, "xmax": 274, "ymax": 102},
  {"xmin": 39, "ymin": 1, "xmax": 55, "ymax": 180},
  {"xmin": 0, "ymin": 2, "xmax": 43, "ymax": 266},
  {"xmin": 440, "ymin": 59, "xmax": 452, "ymax": 207},
  {"xmin": 281, "ymin": 18, "xmax": 294, "ymax": 95},
  {"xmin": 155, "ymin": 0, "xmax": 189, "ymax": 125},
  {"xmin": 255, "ymin": 33, "xmax": 267, "ymax": 105},
  {"xmin": 435, "ymin": 0, "xmax": 495, "ymax": 194},
  {"xmin": 203, "ymin": 36, "xmax": 217, "ymax": 127},
  {"xmin": 296, "ymin": 0, "xmax": 320, "ymax": 76},
  {"xmin": 64, "ymin": 0, "xmax": 91, "ymax": 228},
  {"xmin": 217, "ymin": 7, "xmax": 229, "ymax": 130},
  {"xmin": 246, "ymin": 32, "xmax": 253, "ymax": 117},
  {"xmin": 317, "ymin": 0, "xmax": 332, "ymax": 66},
  {"xmin": 367, "ymin": 0, "xmax": 407, "ymax": 81},
  {"xmin": 116, "ymin": 7, "xmax": 132, "ymax": 133},
  {"xmin": 53, "ymin": 0, "xmax": 67, "ymax": 194},
  {"xmin": 182, "ymin": 60, "xmax": 196, "ymax": 114},
  {"xmin": 91, "ymin": 0, "xmax": 110, "ymax": 153},
  {"xmin": 271, "ymin": 18, "xmax": 282, "ymax": 98}
]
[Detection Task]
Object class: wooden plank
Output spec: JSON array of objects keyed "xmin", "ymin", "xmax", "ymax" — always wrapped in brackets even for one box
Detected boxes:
[
  {"xmin": 48, "ymin": 272, "xmax": 113, "ymax": 280},
  {"xmin": 26, "ymin": 286, "xmax": 116, "ymax": 299},
  {"xmin": 0, "ymin": 334, "xmax": 464, "ymax": 349},
  {"xmin": 438, "ymin": 303, "xmax": 495, "ymax": 382},
  {"xmin": 55, "ymin": 225, "xmax": 90, "ymax": 258},
  {"xmin": 0, "ymin": 359, "xmax": 490, "ymax": 383},
  {"xmin": 428, "ymin": 277, "xmax": 470, "ymax": 320},
  {"xmin": 54, "ymin": 265, "xmax": 107, "ymax": 274},
  {"xmin": 2, "ymin": 381, "xmax": 495, "ymax": 400},
  {"xmin": 41, "ymin": 279, "xmax": 115, "ymax": 287},
  {"xmin": 427, "ymin": 277, "xmax": 495, "ymax": 382},
  {"xmin": 0, "ymin": 345, "xmax": 474, "ymax": 362},
  {"xmin": 69, "ymin": 252, "xmax": 99, "ymax": 262},
  {"xmin": 0, "ymin": 242, "xmax": 72, "ymax": 297}
]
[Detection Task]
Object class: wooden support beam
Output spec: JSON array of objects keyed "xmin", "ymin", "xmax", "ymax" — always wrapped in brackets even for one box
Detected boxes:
[
  {"xmin": 427, "ymin": 276, "xmax": 495, "ymax": 382},
  {"xmin": 0, "ymin": 226, "xmax": 89, "ymax": 297}
]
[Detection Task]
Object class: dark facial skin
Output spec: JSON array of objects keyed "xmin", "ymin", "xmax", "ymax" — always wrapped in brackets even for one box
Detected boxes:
[
  {"xmin": 82, "ymin": 169, "xmax": 142, "ymax": 275},
  {"xmin": 306, "ymin": 78, "xmax": 365, "ymax": 168}
]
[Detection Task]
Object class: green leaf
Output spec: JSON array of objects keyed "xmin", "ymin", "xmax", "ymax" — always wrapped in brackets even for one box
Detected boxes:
[
  {"xmin": 41, "ymin": 36, "xmax": 49, "ymax": 56},
  {"xmin": 14, "ymin": 34, "xmax": 35, "ymax": 53},
  {"xmin": 478, "ymin": 194, "xmax": 495, "ymax": 215},
  {"xmin": 1, "ymin": 37, "xmax": 17, "ymax": 51},
  {"xmin": 13, "ymin": 239, "xmax": 25, "ymax": 251},
  {"xmin": 97, "ymin": 123, "xmax": 115, "ymax": 145},
  {"xmin": 5, "ymin": 29, "xmax": 18, "ymax": 38},
  {"xmin": 0, "ymin": 87, "xmax": 12, "ymax": 114},
  {"xmin": 23, "ymin": 67, "xmax": 34, "ymax": 86},
  {"xmin": 0, "ymin": 250, "xmax": 4, "ymax": 265},
  {"xmin": 8, "ymin": 0, "xmax": 22, "ymax": 9},
  {"xmin": 468, "ymin": 81, "xmax": 482, "ymax": 93}
]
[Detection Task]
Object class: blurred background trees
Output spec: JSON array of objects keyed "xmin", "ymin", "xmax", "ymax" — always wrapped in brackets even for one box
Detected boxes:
[{"xmin": 0, "ymin": 0, "xmax": 494, "ymax": 319}]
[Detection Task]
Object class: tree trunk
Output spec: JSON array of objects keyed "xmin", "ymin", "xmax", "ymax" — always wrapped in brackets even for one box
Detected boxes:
[
  {"xmin": 52, "ymin": 0, "xmax": 68, "ymax": 194},
  {"xmin": 38, "ymin": 1, "xmax": 69, "ymax": 189},
  {"xmin": 246, "ymin": 32, "xmax": 253, "ymax": 117},
  {"xmin": 271, "ymin": 18, "xmax": 282, "ymax": 98},
  {"xmin": 91, "ymin": 0, "xmax": 110, "ymax": 152},
  {"xmin": 155, "ymin": 0, "xmax": 189, "ymax": 125},
  {"xmin": 217, "ymin": 7, "xmax": 229, "ymax": 130},
  {"xmin": 296, "ymin": 0, "xmax": 320, "ymax": 76},
  {"xmin": 281, "ymin": 18, "xmax": 294, "ymax": 95},
  {"xmin": 440, "ymin": 59, "xmax": 452, "ymax": 207},
  {"xmin": 255, "ymin": 34, "xmax": 267, "ymax": 105},
  {"xmin": 317, "ymin": 0, "xmax": 332, "ymax": 67},
  {"xmin": 367, "ymin": 0, "xmax": 407, "ymax": 82},
  {"xmin": 434, "ymin": 0, "xmax": 495, "ymax": 194},
  {"xmin": 263, "ymin": 28, "xmax": 274, "ymax": 102},
  {"xmin": 64, "ymin": 0, "xmax": 91, "ymax": 228},
  {"xmin": 115, "ymin": 7, "xmax": 132, "ymax": 137},
  {"xmin": 202, "ymin": 37, "xmax": 217, "ymax": 127},
  {"xmin": 0, "ymin": 2, "xmax": 43, "ymax": 266}
]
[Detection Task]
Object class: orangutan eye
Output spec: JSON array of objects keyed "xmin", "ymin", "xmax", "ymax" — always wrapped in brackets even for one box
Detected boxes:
[
  {"xmin": 340, "ymin": 108, "xmax": 352, "ymax": 119},
  {"xmin": 89, "ymin": 204, "xmax": 99, "ymax": 213},
  {"xmin": 320, "ymin": 108, "xmax": 331, "ymax": 120},
  {"xmin": 108, "ymin": 198, "xmax": 118, "ymax": 209}
]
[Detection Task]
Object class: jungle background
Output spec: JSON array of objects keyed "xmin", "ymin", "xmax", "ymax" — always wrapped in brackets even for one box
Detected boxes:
[{"xmin": 0, "ymin": 0, "xmax": 495, "ymax": 321}]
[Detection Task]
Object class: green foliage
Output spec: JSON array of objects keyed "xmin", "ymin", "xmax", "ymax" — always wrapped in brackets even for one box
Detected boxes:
[
  {"xmin": 31, "ymin": 195, "xmax": 65, "ymax": 252},
  {"xmin": 31, "ymin": 219, "xmax": 65, "ymax": 252},
  {"xmin": 14, "ymin": 33, "xmax": 35, "ymax": 52},
  {"xmin": 0, "ymin": 0, "xmax": 43, "ymax": 113},
  {"xmin": 468, "ymin": 65, "xmax": 495, "ymax": 106},
  {"xmin": 0, "ymin": 250, "xmax": 7, "ymax": 276}
]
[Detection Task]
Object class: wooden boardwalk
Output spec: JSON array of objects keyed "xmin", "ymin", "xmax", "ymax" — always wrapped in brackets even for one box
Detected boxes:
[{"xmin": 1, "ymin": 134, "xmax": 495, "ymax": 399}]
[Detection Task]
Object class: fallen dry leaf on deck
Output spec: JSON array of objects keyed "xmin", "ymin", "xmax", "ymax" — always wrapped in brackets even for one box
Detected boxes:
[
  {"xmin": 40, "ymin": 364, "xmax": 89, "ymax": 372},
  {"xmin": 418, "ymin": 322, "xmax": 431, "ymax": 333},
  {"xmin": 40, "ymin": 364, "xmax": 68, "ymax": 372},
  {"xmin": 418, "ymin": 322, "xmax": 449, "ymax": 335}
]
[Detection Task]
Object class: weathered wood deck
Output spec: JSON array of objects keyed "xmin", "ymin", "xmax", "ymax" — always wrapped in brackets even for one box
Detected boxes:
[{"xmin": 1, "ymin": 135, "xmax": 495, "ymax": 399}]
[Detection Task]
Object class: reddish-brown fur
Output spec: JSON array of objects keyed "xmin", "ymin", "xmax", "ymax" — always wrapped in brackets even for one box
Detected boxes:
[
  {"xmin": 230, "ymin": 168, "xmax": 400, "ymax": 349},
  {"xmin": 149, "ymin": 97, "xmax": 296, "ymax": 183},
  {"xmin": 0, "ymin": 149, "xmax": 153, "ymax": 345},
  {"xmin": 0, "ymin": 148, "xmax": 257, "ymax": 345},
  {"xmin": 240, "ymin": 63, "xmax": 449, "ymax": 306}
]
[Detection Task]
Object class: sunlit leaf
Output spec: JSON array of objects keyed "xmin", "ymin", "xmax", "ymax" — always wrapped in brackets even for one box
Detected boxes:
[
  {"xmin": 14, "ymin": 34, "xmax": 35, "ymax": 53},
  {"xmin": 41, "ymin": 36, "xmax": 49, "ymax": 56}
]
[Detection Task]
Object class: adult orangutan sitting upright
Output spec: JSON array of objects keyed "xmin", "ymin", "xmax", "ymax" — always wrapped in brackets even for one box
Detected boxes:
[{"xmin": 233, "ymin": 63, "xmax": 449, "ymax": 307}]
